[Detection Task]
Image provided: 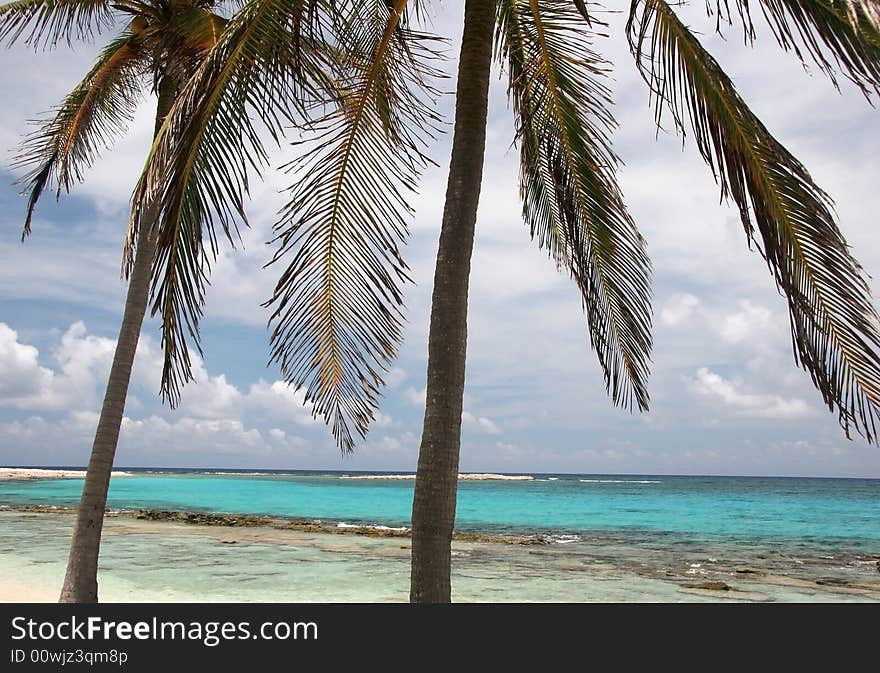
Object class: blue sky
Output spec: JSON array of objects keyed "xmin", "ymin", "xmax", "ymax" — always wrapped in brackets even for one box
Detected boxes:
[{"xmin": 1, "ymin": 2, "xmax": 879, "ymax": 477}]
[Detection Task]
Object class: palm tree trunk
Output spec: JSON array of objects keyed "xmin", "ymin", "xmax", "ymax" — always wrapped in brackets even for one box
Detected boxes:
[
  {"xmin": 59, "ymin": 77, "xmax": 176, "ymax": 603},
  {"xmin": 409, "ymin": 0, "xmax": 497, "ymax": 603}
]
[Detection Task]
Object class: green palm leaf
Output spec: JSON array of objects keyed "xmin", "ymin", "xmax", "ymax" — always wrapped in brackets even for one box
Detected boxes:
[
  {"xmin": 13, "ymin": 30, "xmax": 145, "ymax": 237},
  {"xmin": 0, "ymin": 0, "xmax": 114, "ymax": 47},
  {"xmin": 497, "ymin": 0, "xmax": 652, "ymax": 411},
  {"xmin": 628, "ymin": 0, "xmax": 880, "ymax": 442},
  {"xmin": 128, "ymin": 0, "xmax": 338, "ymax": 407},
  {"xmin": 266, "ymin": 0, "xmax": 443, "ymax": 451},
  {"xmin": 712, "ymin": 0, "xmax": 880, "ymax": 96}
]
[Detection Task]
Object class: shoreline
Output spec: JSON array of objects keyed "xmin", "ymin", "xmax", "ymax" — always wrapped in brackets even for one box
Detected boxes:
[
  {"xmin": 0, "ymin": 468, "xmax": 537, "ymax": 482},
  {"xmin": 2, "ymin": 510, "xmax": 879, "ymax": 602},
  {"xmin": 0, "ymin": 468, "xmax": 133, "ymax": 481},
  {"xmin": 3, "ymin": 504, "xmax": 552, "ymax": 545}
]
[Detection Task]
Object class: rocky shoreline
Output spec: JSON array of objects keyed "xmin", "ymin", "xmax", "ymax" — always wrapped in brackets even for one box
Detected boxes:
[{"xmin": 8, "ymin": 505, "xmax": 556, "ymax": 545}]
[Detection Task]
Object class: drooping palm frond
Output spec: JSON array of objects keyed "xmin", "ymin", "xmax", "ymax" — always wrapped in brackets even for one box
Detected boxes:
[
  {"xmin": 847, "ymin": 0, "xmax": 880, "ymax": 34},
  {"xmin": 266, "ymin": 0, "xmax": 443, "ymax": 451},
  {"xmin": 571, "ymin": 0, "xmax": 591, "ymax": 24},
  {"xmin": 628, "ymin": 0, "xmax": 880, "ymax": 442},
  {"xmin": 128, "ymin": 0, "xmax": 338, "ymax": 407},
  {"xmin": 13, "ymin": 30, "xmax": 145, "ymax": 237},
  {"xmin": 497, "ymin": 0, "xmax": 652, "ymax": 411},
  {"xmin": 704, "ymin": 0, "xmax": 880, "ymax": 96},
  {"xmin": 0, "ymin": 0, "xmax": 114, "ymax": 47}
]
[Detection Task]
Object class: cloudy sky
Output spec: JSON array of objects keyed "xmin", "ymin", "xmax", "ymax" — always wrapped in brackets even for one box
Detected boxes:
[{"xmin": 1, "ymin": 2, "xmax": 879, "ymax": 477}]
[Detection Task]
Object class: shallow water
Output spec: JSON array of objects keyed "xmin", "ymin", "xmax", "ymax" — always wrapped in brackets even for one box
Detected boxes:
[{"xmin": 0, "ymin": 511, "xmax": 877, "ymax": 603}]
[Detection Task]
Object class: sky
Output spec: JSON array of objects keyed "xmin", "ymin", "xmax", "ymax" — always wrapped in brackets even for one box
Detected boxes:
[{"xmin": 1, "ymin": 2, "xmax": 879, "ymax": 477}]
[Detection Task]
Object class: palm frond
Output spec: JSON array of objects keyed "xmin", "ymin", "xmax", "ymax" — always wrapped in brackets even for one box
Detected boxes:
[
  {"xmin": 760, "ymin": 0, "xmax": 880, "ymax": 95},
  {"xmin": 0, "ymin": 0, "xmax": 114, "ymax": 48},
  {"xmin": 628, "ymin": 0, "xmax": 880, "ymax": 442},
  {"xmin": 156, "ymin": 4, "xmax": 230, "ymax": 72},
  {"xmin": 847, "ymin": 0, "xmax": 880, "ymax": 34},
  {"xmin": 571, "ymin": 0, "xmax": 591, "ymax": 24},
  {"xmin": 128, "ymin": 0, "xmax": 338, "ymax": 407},
  {"xmin": 696, "ymin": 0, "xmax": 880, "ymax": 96},
  {"xmin": 13, "ymin": 31, "xmax": 144, "ymax": 237},
  {"xmin": 266, "ymin": 0, "xmax": 443, "ymax": 451},
  {"xmin": 497, "ymin": 0, "xmax": 652, "ymax": 411}
]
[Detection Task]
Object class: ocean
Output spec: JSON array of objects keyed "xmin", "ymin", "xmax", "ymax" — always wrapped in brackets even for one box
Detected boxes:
[{"xmin": 1, "ymin": 469, "xmax": 878, "ymax": 602}]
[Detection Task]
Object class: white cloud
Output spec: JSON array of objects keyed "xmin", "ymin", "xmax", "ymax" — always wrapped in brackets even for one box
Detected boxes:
[
  {"xmin": 462, "ymin": 410, "xmax": 501, "ymax": 435},
  {"xmin": 358, "ymin": 431, "xmax": 418, "ymax": 463},
  {"xmin": 404, "ymin": 386, "xmax": 426, "ymax": 407},
  {"xmin": 130, "ymin": 335, "xmax": 245, "ymax": 420},
  {"xmin": 718, "ymin": 301, "xmax": 775, "ymax": 344},
  {"xmin": 660, "ymin": 294, "xmax": 700, "ymax": 327},
  {"xmin": 56, "ymin": 322, "xmax": 115, "ymax": 378},
  {"xmin": 0, "ymin": 322, "xmax": 114, "ymax": 411},
  {"xmin": 0, "ymin": 411, "xmax": 311, "ymax": 466},
  {"xmin": 373, "ymin": 411, "xmax": 394, "ymax": 428},
  {"xmin": 384, "ymin": 367, "xmax": 408, "ymax": 388},
  {"xmin": 178, "ymin": 373, "xmax": 242, "ymax": 420},
  {"xmin": 120, "ymin": 415, "xmax": 269, "ymax": 455},
  {"xmin": 691, "ymin": 367, "xmax": 810, "ymax": 420},
  {"xmin": 0, "ymin": 321, "xmax": 338, "ymax": 428},
  {"xmin": 0, "ymin": 323, "xmax": 57, "ymax": 407},
  {"xmin": 244, "ymin": 379, "xmax": 319, "ymax": 426},
  {"xmin": 399, "ymin": 386, "xmax": 499, "ymax": 434}
]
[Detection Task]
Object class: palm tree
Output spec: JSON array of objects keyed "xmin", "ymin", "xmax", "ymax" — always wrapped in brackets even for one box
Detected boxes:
[
  {"xmin": 410, "ymin": 0, "xmax": 880, "ymax": 602},
  {"xmin": 130, "ymin": 0, "xmax": 444, "ymax": 453},
  {"xmin": 132, "ymin": 0, "xmax": 880, "ymax": 604},
  {"xmin": 409, "ymin": 0, "xmax": 500, "ymax": 603},
  {"xmin": 1, "ymin": 0, "xmax": 233, "ymax": 602},
  {"xmin": 4, "ymin": 0, "xmax": 441, "ymax": 603}
]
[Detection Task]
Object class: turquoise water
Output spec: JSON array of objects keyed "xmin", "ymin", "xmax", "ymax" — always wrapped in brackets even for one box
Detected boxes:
[
  {"xmin": 1, "ymin": 470, "xmax": 878, "ymax": 602},
  {"xmin": 1, "ymin": 470, "xmax": 877, "ymax": 546}
]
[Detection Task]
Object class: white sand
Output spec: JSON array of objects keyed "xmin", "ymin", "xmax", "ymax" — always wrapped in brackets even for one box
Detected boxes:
[
  {"xmin": 0, "ymin": 468, "xmax": 133, "ymax": 481},
  {"xmin": 0, "ymin": 576, "xmax": 57, "ymax": 602}
]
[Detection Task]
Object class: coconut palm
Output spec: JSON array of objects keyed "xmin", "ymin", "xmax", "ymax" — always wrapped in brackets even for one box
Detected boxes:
[
  {"xmin": 411, "ymin": 0, "xmax": 880, "ymax": 602},
  {"xmin": 3, "ymin": 0, "xmax": 438, "ymax": 603},
  {"xmin": 130, "ymin": 0, "xmax": 443, "ymax": 453},
  {"xmin": 133, "ymin": 0, "xmax": 880, "ymax": 604},
  {"xmin": 1, "ymin": 0, "xmax": 235, "ymax": 602}
]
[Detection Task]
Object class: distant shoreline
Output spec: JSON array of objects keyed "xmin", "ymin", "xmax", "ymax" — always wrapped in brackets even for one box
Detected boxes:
[
  {"xmin": 0, "ymin": 468, "xmax": 133, "ymax": 482},
  {"xmin": 0, "ymin": 468, "xmax": 535, "ymax": 482},
  {"xmin": 3, "ymin": 466, "xmax": 876, "ymax": 480}
]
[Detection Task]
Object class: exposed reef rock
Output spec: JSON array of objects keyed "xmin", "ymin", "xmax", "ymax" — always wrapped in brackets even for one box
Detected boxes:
[
  {"xmin": 130, "ymin": 508, "xmax": 550, "ymax": 544},
  {"xmin": 679, "ymin": 581, "xmax": 731, "ymax": 591}
]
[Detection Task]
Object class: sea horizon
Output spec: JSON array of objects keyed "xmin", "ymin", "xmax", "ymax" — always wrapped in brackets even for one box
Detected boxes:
[{"xmin": 4, "ymin": 464, "xmax": 879, "ymax": 481}]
